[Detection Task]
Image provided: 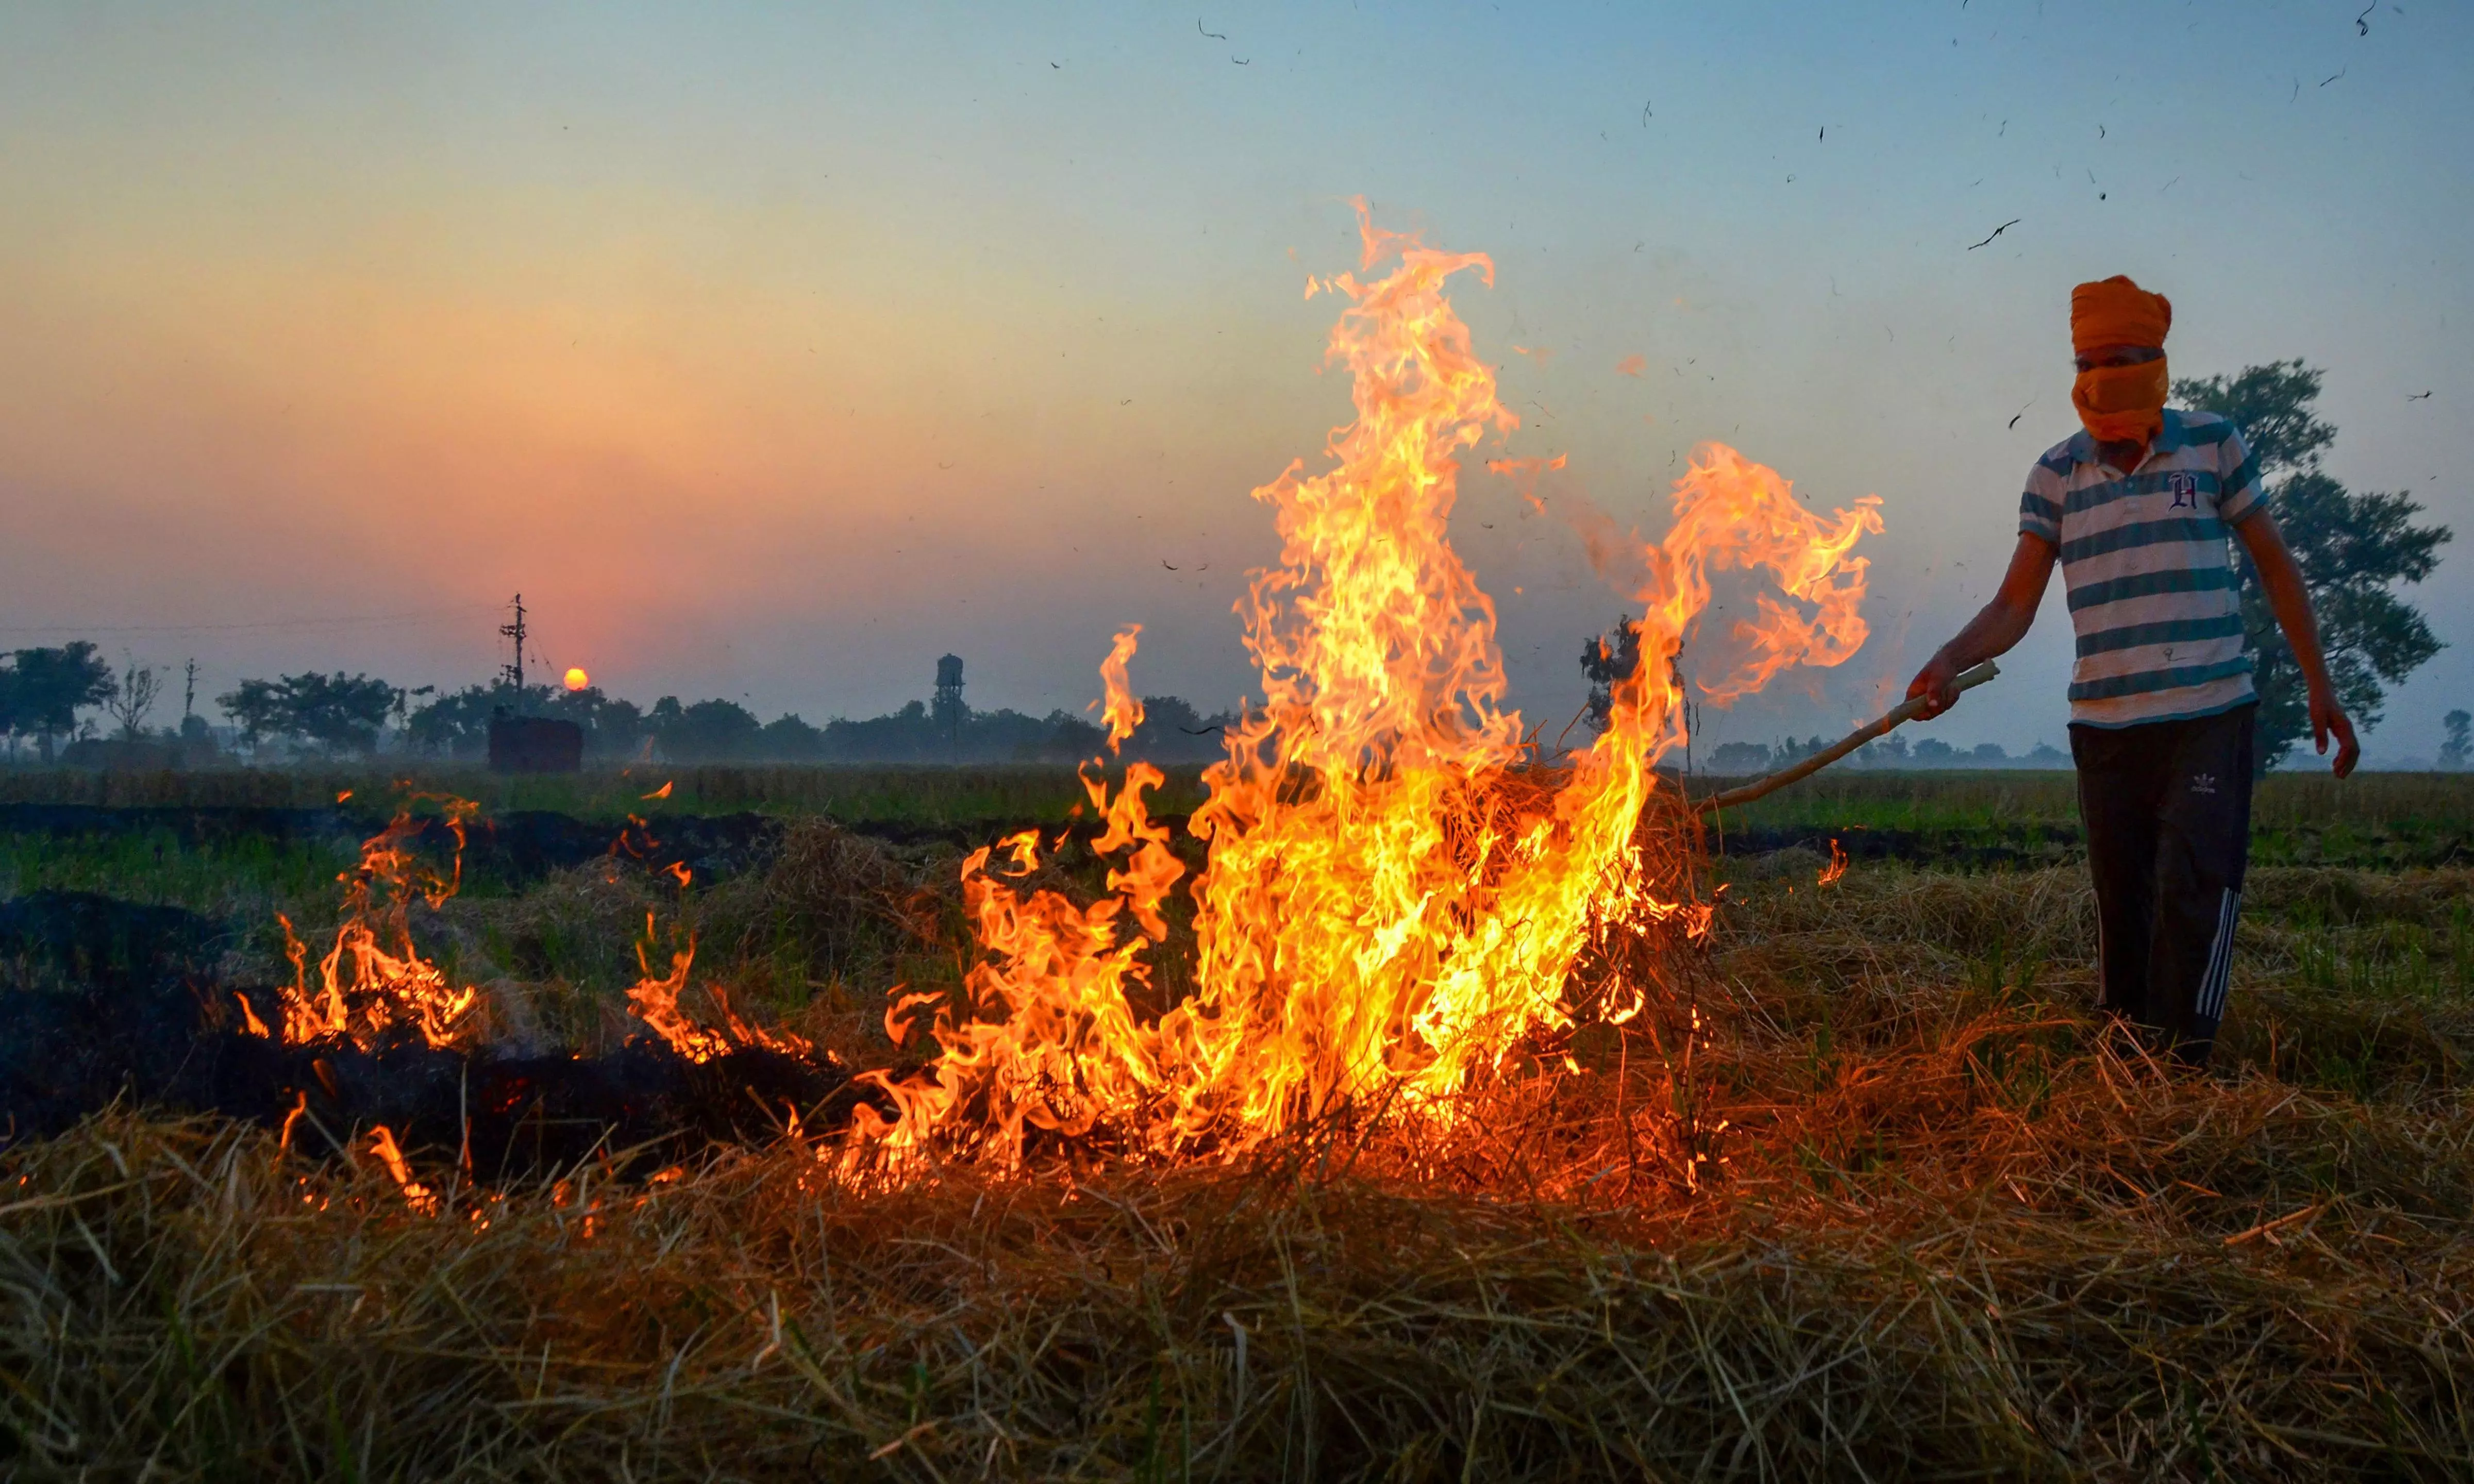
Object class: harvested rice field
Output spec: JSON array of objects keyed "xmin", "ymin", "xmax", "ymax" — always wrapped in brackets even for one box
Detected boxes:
[{"xmin": 3, "ymin": 767, "xmax": 2472, "ymax": 1480}]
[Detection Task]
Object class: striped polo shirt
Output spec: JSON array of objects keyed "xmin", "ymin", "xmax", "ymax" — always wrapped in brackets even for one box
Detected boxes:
[{"xmin": 2018, "ymin": 408, "xmax": 2264, "ymax": 729}]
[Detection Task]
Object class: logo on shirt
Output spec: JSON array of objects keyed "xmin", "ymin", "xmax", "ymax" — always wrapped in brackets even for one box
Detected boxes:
[
  {"xmin": 2190, "ymin": 772, "xmax": 2218, "ymax": 796},
  {"xmin": 2166, "ymin": 471, "xmax": 2200, "ymax": 510}
]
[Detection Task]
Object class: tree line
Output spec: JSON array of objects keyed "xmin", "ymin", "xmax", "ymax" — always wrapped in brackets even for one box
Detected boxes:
[{"xmin": 0, "ymin": 647, "xmax": 1239, "ymax": 767}]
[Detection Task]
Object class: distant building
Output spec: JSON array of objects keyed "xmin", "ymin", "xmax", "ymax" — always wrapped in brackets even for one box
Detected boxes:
[{"xmin": 489, "ymin": 711, "xmax": 582, "ymax": 773}]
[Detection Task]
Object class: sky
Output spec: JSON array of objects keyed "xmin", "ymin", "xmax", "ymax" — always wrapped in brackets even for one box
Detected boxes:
[{"xmin": 2, "ymin": 1, "xmax": 2467, "ymax": 761}]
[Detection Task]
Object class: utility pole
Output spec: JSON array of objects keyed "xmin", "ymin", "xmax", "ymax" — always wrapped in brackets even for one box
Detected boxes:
[
  {"xmin": 182, "ymin": 659, "xmax": 198, "ymax": 719},
  {"xmin": 498, "ymin": 594, "xmax": 529, "ymax": 701}
]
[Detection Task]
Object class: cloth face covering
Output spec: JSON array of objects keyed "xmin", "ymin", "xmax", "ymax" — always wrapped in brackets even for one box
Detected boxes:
[
  {"xmin": 2068, "ymin": 274, "xmax": 2173, "ymax": 446},
  {"xmin": 2072, "ymin": 357, "xmax": 2169, "ymax": 445}
]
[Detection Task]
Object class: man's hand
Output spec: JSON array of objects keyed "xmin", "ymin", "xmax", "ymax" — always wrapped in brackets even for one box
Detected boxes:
[
  {"xmin": 1905, "ymin": 654, "xmax": 1962, "ymax": 719},
  {"xmin": 2311, "ymin": 684, "xmax": 2361, "ymax": 779}
]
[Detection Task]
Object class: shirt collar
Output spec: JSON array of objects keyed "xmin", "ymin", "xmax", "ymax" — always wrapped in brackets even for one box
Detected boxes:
[
  {"xmin": 2071, "ymin": 408, "xmax": 2186, "ymax": 471},
  {"xmin": 2152, "ymin": 408, "xmax": 2188, "ymax": 454}
]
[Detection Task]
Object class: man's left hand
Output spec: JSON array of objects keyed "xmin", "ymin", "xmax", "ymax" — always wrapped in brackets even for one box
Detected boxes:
[{"xmin": 2311, "ymin": 687, "xmax": 2360, "ymax": 779}]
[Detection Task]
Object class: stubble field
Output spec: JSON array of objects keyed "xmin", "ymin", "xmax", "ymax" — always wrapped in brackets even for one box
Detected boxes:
[{"xmin": 2, "ymin": 765, "xmax": 2471, "ymax": 1480}]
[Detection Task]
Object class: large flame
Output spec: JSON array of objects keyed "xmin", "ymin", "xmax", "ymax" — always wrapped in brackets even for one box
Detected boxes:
[{"xmin": 855, "ymin": 205, "xmax": 1883, "ymax": 1167}]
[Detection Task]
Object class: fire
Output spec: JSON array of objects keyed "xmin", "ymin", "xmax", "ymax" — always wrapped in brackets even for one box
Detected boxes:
[
  {"xmin": 624, "ymin": 912, "xmax": 811, "ymax": 1064},
  {"xmin": 1819, "ymin": 838, "xmax": 1849, "ymax": 887},
  {"xmin": 368, "ymin": 1125, "xmax": 439, "ymax": 1214},
  {"xmin": 851, "ymin": 206, "xmax": 1883, "ymax": 1168},
  {"xmin": 264, "ymin": 798, "xmax": 483, "ymax": 1050},
  {"xmin": 564, "ymin": 667, "xmax": 590, "ymax": 691},
  {"xmin": 244, "ymin": 795, "xmax": 793, "ymax": 1064}
]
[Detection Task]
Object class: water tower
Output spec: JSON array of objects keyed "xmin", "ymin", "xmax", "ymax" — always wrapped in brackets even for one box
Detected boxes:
[{"xmin": 932, "ymin": 654, "xmax": 966, "ymax": 750}]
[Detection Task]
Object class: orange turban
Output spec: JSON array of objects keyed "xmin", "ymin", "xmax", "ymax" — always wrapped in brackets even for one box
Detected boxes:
[{"xmin": 2070, "ymin": 275, "xmax": 2171, "ymax": 355}]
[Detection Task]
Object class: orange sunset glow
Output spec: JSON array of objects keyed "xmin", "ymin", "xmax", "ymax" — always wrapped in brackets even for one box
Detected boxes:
[{"xmin": 0, "ymin": 4, "xmax": 2463, "ymax": 750}]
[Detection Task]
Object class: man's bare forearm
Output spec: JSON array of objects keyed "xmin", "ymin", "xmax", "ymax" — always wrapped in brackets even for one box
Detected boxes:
[
  {"xmin": 2234, "ymin": 509, "xmax": 2360, "ymax": 775},
  {"xmin": 1908, "ymin": 534, "xmax": 2059, "ymax": 715},
  {"xmin": 1931, "ymin": 597, "xmax": 2036, "ymax": 670},
  {"xmin": 1929, "ymin": 534, "xmax": 2059, "ymax": 668},
  {"xmin": 2243, "ymin": 519, "xmax": 2334, "ymax": 692}
]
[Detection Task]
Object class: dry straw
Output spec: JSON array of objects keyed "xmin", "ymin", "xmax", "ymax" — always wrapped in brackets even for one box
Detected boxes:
[{"xmin": 6, "ymin": 807, "xmax": 2474, "ymax": 1478}]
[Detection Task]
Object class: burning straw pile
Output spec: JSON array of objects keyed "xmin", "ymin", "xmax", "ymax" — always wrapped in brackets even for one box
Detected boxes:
[{"xmin": 4, "ymin": 210, "xmax": 2470, "ymax": 1477}]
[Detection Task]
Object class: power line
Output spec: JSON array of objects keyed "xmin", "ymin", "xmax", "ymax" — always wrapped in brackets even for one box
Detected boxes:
[{"xmin": 0, "ymin": 603, "xmax": 506, "ymax": 638}]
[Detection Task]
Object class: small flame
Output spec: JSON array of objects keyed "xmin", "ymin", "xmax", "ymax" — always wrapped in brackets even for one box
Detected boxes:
[
  {"xmin": 624, "ymin": 912, "xmax": 811, "ymax": 1064},
  {"xmin": 255, "ymin": 800, "xmax": 484, "ymax": 1051},
  {"xmin": 1818, "ymin": 838, "xmax": 1848, "ymax": 887},
  {"xmin": 368, "ymin": 1125, "xmax": 438, "ymax": 1214},
  {"xmin": 643, "ymin": 781, "xmax": 674, "ymax": 800}
]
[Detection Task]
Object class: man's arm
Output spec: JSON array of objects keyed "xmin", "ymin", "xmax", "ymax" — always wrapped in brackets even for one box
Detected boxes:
[
  {"xmin": 2233, "ymin": 510, "xmax": 2360, "ymax": 778},
  {"xmin": 1906, "ymin": 533, "xmax": 2059, "ymax": 717}
]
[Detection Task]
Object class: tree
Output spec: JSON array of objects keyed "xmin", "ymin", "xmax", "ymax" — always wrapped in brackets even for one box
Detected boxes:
[
  {"xmin": 760, "ymin": 713, "xmax": 829, "ymax": 760},
  {"xmin": 0, "ymin": 660, "xmax": 18, "ymax": 760},
  {"xmin": 286, "ymin": 672, "xmax": 398, "ymax": 753},
  {"xmin": 2173, "ymin": 361, "xmax": 2451, "ymax": 769},
  {"xmin": 8, "ymin": 643, "xmax": 116, "ymax": 761},
  {"xmin": 104, "ymin": 654, "xmax": 163, "ymax": 740},
  {"xmin": 216, "ymin": 678, "xmax": 288, "ymax": 750},
  {"xmin": 653, "ymin": 697, "xmax": 763, "ymax": 762},
  {"xmin": 1864, "ymin": 732, "xmax": 1910, "ymax": 767},
  {"xmin": 1707, "ymin": 740, "xmax": 1770, "ymax": 773},
  {"xmin": 216, "ymin": 672, "xmax": 397, "ymax": 754},
  {"xmin": 2442, "ymin": 710, "xmax": 2471, "ymax": 771}
]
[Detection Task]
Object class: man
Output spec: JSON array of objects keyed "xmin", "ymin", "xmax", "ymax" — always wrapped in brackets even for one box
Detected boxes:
[{"xmin": 1908, "ymin": 275, "xmax": 2359, "ymax": 1065}]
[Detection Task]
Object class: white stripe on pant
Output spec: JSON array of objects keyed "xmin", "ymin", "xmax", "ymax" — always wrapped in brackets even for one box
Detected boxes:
[{"xmin": 2197, "ymin": 888, "xmax": 2240, "ymax": 1023}]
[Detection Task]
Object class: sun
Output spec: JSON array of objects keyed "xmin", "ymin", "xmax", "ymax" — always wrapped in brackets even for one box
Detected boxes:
[{"xmin": 562, "ymin": 667, "xmax": 590, "ymax": 692}]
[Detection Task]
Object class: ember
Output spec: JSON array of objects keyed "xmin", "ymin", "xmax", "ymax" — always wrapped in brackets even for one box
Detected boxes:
[{"xmin": 854, "ymin": 207, "xmax": 1883, "ymax": 1166}]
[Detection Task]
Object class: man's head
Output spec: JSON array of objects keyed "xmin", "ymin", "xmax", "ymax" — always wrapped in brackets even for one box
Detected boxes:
[{"xmin": 2069, "ymin": 276, "xmax": 2172, "ymax": 446}]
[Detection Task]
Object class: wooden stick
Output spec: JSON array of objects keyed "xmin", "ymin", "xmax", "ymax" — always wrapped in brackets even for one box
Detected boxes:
[{"xmin": 1695, "ymin": 660, "xmax": 2001, "ymax": 814}]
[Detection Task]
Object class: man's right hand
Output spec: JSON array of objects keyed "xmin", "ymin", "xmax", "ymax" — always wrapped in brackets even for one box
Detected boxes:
[{"xmin": 1906, "ymin": 655, "xmax": 1962, "ymax": 719}]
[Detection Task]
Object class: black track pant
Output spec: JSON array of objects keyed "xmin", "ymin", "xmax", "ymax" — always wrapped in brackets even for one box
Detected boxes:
[{"xmin": 2069, "ymin": 703, "xmax": 2255, "ymax": 1065}]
